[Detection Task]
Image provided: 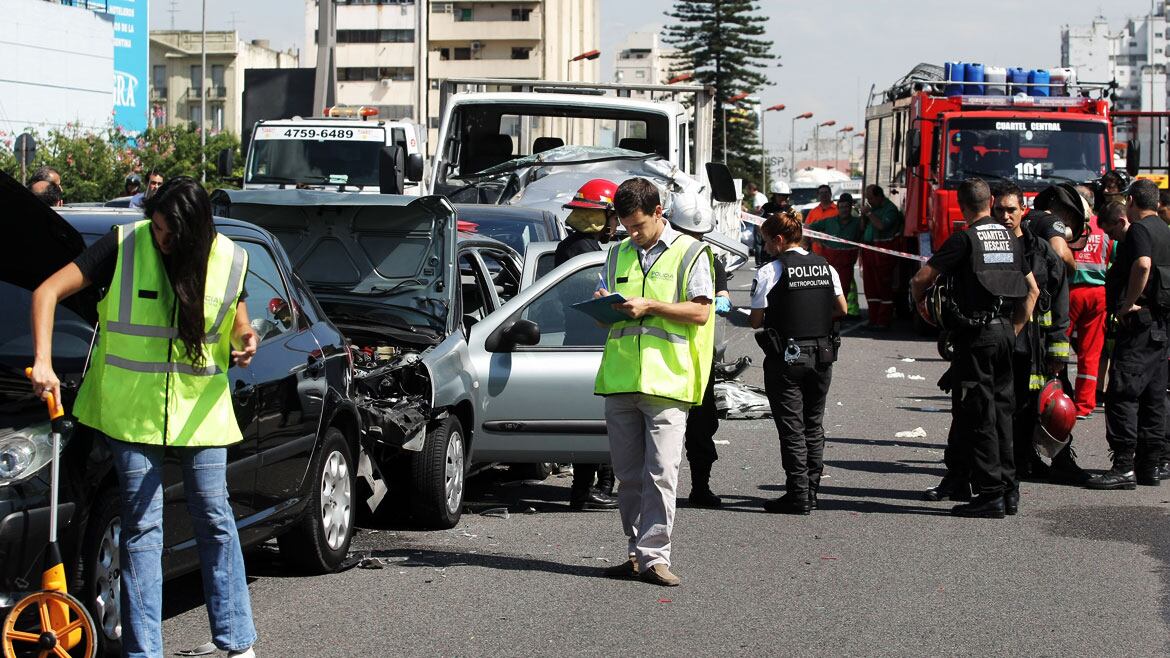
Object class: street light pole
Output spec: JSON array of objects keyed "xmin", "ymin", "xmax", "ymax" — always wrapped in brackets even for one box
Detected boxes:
[
  {"xmin": 724, "ymin": 91, "xmax": 750, "ymax": 165},
  {"xmin": 790, "ymin": 112, "xmax": 812, "ymax": 179},
  {"xmin": 200, "ymin": 0, "xmax": 207, "ymax": 183},
  {"xmin": 814, "ymin": 120, "xmax": 836, "ymax": 168},
  {"xmin": 761, "ymin": 103, "xmax": 785, "ymax": 191},
  {"xmin": 835, "ymin": 125, "xmax": 854, "ymax": 171}
]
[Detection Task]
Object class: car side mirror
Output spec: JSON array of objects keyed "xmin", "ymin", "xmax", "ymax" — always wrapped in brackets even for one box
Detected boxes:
[
  {"xmin": 705, "ymin": 162, "xmax": 737, "ymax": 203},
  {"xmin": 1126, "ymin": 140, "xmax": 1141, "ymax": 177},
  {"xmin": 406, "ymin": 153, "xmax": 424, "ymax": 182},
  {"xmin": 216, "ymin": 148, "xmax": 234, "ymax": 178},
  {"xmin": 486, "ymin": 319, "xmax": 540, "ymax": 352},
  {"xmin": 379, "ymin": 145, "xmax": 406, "ymax": 194}
]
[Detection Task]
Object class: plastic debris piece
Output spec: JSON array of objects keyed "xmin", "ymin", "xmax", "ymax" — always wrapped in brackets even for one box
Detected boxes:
[
  {"xmin": 836, "ymin": 402, "xmax": 843, "ymax": 406},
  {"xmin": 358, "ymin": 557, "xmax": 391, "ymax": 569},
  {"xmin": 713, "ymin": 439, "xmax": 731, "ymax": 445},
  {"xmin": 908, "ymin": 375, "xmax": 926, "ymax": 381},
  {"xmin": 894, "ymin": 427, "xmax": 928, "ymax": 438},
  {"xmin": 715, "ymin": 380, "xmax": 772, "ymax": 419},
  {"xmin": 885, "ymin": 366, "xmax": 898, "ymax": 373},
  {"xmin": 480, "ymin": 507, "xmax": 510, "ymax": 519},
  {"xmin": 901, "ymin": 357, "xmax": 916, "ymax": 362},
  {"xmin": 886, "ymin": 371, "xmax": 906, "ymax": 379},
  {"xmin": 658, "ymin": 598, "xmax": 672, "ymax": 604}
]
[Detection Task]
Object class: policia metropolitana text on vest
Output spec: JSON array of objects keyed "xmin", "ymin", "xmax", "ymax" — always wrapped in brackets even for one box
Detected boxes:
[
  {"xmin": 750, "ymin": 212, "xmax": 847, "ymax": 515},
  {"xmin": 912, "ymin": 178, "xmax": 1039, "ymax": 519},
  {"xmin": 594, "ymin": 178, "xmax": 715, "ymax": 587}
]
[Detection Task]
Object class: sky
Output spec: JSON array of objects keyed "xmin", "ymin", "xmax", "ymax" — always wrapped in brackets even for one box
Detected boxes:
[{"xmin": 152, "ymin": 0, "xmax": 1162, "ymax": 162}]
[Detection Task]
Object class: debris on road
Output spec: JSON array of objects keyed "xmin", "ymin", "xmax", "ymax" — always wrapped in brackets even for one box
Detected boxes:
[
  {"xmin": 713, "ymin": 439, "xmax": 731, "ymax": 445},
  {"xmin": 715, "ymin": 380, "xmax": 772, "ymax": 419},
  {"xmin": 658, "ymin": 598, "xmax": 672, "ymax": 604},
  {"xmin": 886, "ymin": 367, "xmax": 906, "ymax": 379},
  {"xmin": 908, "ymin": 375, "xmax": 926, "ymax": 381},
  {"xmin": 894, "ymin": 427, "xmax": 928, "ymax": 438},
  {"xmin": 900, "ymin": 357, "xmax": 916, "ymax": 363},
  {"xmin": 480, "ymin": 507, "xmax": 511, "ymax": 519}
]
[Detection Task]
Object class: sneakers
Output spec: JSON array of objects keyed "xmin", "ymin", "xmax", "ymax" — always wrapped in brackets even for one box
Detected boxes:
[
  {"xmin": 1085, "ymin": 468, "xmax": 1137, "ymax": 490},
  {"xmin": 228, "ymin": 649, "xmax": 255, "ymax": 658},
  {"xmin": 639, "ymin": 563, "xmax": 681, "ymax": 587},
  {"xmin": 603, "ymin": 555, "xmax": 639, "ymax": 579}
]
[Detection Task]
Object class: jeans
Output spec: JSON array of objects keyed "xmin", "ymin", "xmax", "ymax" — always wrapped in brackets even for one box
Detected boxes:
[{"xmin": 105, "ymin": 436, "xmax": 256, "ymax": 657}]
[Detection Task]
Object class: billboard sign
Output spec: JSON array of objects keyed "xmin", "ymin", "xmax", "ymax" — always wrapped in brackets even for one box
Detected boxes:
[{"xmin": 103, "ymin": 0, "xmax": 149, "ymax": 134}]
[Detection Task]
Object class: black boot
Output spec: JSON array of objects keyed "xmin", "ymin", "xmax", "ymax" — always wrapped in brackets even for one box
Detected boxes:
[
  {"xmin": 687, "ymin": 462, "xmax": 722, "ymax": 508},
  {"xmin": 596, "ymin": 464, "xmax": 615, "ymax": 497},
  {"xmin": 1004, "ymin": 489, "xmax": 1019, "ymax": 516},
  {"xmin": 1158, "ymin": 461, "xmax": 1170, "ymax": 481},
  {"xmin": 1136, "ymin": 463, "xmax": 1161, "ymax": 487},
  {"xmin": 1086, "ymin": 467, "xmax": 1137, "ymax": 490},
  {"xmin": 924, "ymin": 474, "xmax": 971, "ymax": 502},
  {"xmin": 569, "ymin": 489, "xmax": 618, "ymax": 511},
  {"xmin": 763, "ymin": 492, "xmax": 811, "ymax": 515},
  {"xmin": 1048, "ymin": 445, "xmax": 1090, "ymax": 485},
  {"xmin": 808, "ymin": 482, "xmax": 819, "ymax": 511},
  {"xmin": 951, "ymin": 494, "xmax": 1005, "ymax": 518}
]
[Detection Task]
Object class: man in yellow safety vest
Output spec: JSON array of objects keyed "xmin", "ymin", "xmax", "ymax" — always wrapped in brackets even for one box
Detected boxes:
[{"xmin": 594, "ymin": 178, "xmax": 714, "ymax": 587}]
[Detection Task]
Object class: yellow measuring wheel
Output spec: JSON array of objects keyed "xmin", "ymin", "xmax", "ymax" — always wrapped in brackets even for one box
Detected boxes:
[
  {"xmin": 2, "ymin": 590, "xmax": 95, "ymax": 658},
  {"xmin": 1, "ymin": 370, "xmax": 98, "ymax": 658}
]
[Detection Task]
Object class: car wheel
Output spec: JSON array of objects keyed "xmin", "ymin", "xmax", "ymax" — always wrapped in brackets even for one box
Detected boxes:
[
  {"xmin": 78, "ymin": 487, "xmax": 122, "ymax": 657},
  {"xmin": 409, "ymin": 415, "xmax": 465, "ymax": 529},
  {"xmin": 277, "ymin": 427, "xmax": 355, "ymax": 574}
]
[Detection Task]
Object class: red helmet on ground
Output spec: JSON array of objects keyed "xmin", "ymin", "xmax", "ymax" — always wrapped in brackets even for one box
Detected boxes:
[
  {"xmin": 564, "ymin": 178, "xmax": 617, "ymax": 210},
  {"xmin": 1033, "ymin": 379, "xmax": 1076, "ymax": 459}
]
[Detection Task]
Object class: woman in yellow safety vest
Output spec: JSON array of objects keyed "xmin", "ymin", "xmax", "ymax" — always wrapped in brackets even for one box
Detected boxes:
[{"xmin": 29, "ymin": 177, "xmax": 259, "ymax": 658}]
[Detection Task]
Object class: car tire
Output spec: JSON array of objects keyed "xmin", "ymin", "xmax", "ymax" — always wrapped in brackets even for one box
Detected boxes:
[
  {"xmin": 409, "ymin": 415, "xmax": 465, "ymax": 529},
  {"xmin": 277, "ymin": 427, "xmax": 355, "ymax": 574},
  {"xmin": 77, "ymin": 487, "xmax": 123, "ymax": 657}
]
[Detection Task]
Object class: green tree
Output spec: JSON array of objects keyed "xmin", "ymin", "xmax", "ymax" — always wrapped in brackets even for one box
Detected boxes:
[
  {"xmin": 664, "ymin": 0, "xmax": 774, "ymax": 181},
  {"xmin": 0, "ymin": 125, "xmax": 243, "ymax": 202}
]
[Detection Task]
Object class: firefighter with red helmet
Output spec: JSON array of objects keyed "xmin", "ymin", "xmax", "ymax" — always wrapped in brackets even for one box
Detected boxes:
[
  {"xmin": 995, "ymin": 183, "xmax": 1089, "ymax": 485},
  {"xmin": 556, "ymin": 178, "xmax": 621, "ymax": 510}
]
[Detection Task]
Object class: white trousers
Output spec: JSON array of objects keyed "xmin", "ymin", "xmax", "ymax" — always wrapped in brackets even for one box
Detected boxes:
[{"xmin": 604, "ymin": 393, "xmax": 688, "ymax": 569}]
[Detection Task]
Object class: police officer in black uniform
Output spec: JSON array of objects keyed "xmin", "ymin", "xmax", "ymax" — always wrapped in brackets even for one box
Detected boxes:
[
  {"xmin": 1089, "ymin": 178, "xmax": 1170, "ymax": 488},
  {"xmin": 912, "ymin": 178, "xmax": 1039, "ymax": 518},
  {"xmin": 750, "ymin": 211, "xmax": 847, "ymax": 515}
]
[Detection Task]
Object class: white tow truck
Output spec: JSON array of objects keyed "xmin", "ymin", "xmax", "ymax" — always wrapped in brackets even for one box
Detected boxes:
[
  {"xmin": 242, "ymin": 106, "xmax": 428, "ymax": 195},
  {"xmin": 425, "ymin": 78, "xmax": 747, "ymax": 265}
]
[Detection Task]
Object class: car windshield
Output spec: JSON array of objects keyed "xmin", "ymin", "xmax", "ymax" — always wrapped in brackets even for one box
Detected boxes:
[
  {"xmin": 247, "ymin": 127, "xmax": 386, "ymax": 187},
  {"xmin": 473, "ymin": 145, "xmax": 655, "ymax": 178},
  {"xmin": 944, "ymin": 118, "xmax": 1109, "ymax": 188},
  {"xmin": 458, "ymin": 215, "xmax": 551, "ymax": 254}
]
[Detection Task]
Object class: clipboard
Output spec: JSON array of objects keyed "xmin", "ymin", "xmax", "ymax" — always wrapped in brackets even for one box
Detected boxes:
[{"xmin": 570, "ymin": 293, "xmax": 629, "ymax": 325}]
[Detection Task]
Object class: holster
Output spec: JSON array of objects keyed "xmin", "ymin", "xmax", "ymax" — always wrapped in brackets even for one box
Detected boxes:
[{"xmin": 754, "ymin": 328, "xmax": 783, "ymax": 358}]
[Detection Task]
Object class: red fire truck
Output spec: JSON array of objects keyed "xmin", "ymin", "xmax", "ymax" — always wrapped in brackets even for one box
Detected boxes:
[{"xmin": 862, "ymin": 64, "xmax": 1114, "ymax": 255}]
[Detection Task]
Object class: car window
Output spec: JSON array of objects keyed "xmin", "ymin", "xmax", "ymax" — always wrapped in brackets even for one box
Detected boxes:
[
  {"xmin": 0, "ymin": 281, "xmax": 93, "ymax": 372},
  {"xmin": 534, "ymin": 252, "xmax": 557, "ymax": 281},
  {"xmin": 459, "ymin": 253, "xmax": 491, "ymax": 333},
  {"xmin": 238, "ymin": 241, "xmax": 295, "ymax": 341},
  {"xmin": 477, "ymin": 249, "xmax": 520, "ymax": 302},
  {"xmin": 519, "ymin": 263, "xmax": 607, "ymax": 348}
]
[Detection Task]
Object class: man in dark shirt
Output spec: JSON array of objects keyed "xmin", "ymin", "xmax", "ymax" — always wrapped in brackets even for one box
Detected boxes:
[
  {"xmin": 911, "ymin": 178, "xmax": 1039, "ymax": 518},
  {"xmin": 556, "ymin": 179, "xmax": 620, "ymax": 511},
  {"xmin": 1090, "ymin": 179, "xmax": 1170, "ymax": 488}
]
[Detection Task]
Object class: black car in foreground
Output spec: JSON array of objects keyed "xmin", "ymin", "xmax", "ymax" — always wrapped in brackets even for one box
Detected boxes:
[{"xmin": 0, "ymin": 176, "xmax": 358, "ymax": 656}]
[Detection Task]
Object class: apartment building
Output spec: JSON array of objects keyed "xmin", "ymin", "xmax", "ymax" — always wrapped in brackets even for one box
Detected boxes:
[
  {"xmin": 149, "ymin": 31, "xmax": 299, "ymax": 135},
  {"xmin": 305, "ymin": 0, "xmax": 598, "ymax": 150},
  {"xmin": 613, "ymin": 31, "xmax": 676, "ymax": 87},
  {"xmin": 1062, "ymin": 3, "xmax": 1170, "ymax": 143}
]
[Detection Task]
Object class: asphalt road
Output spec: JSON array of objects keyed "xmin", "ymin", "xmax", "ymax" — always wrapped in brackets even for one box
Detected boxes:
[{"xmin": 160, "ymin": 283, "xmax": 1170, "ymax": 657}]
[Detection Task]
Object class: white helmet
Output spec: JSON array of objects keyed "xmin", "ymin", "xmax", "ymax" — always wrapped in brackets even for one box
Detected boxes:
[
  {"xmin": 769, "ymin": 180, "xmax": 791, "ymax": 195},
  {"xmin": 666, "ymin": 190, "xmax": 714, "ymax": 234}
]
